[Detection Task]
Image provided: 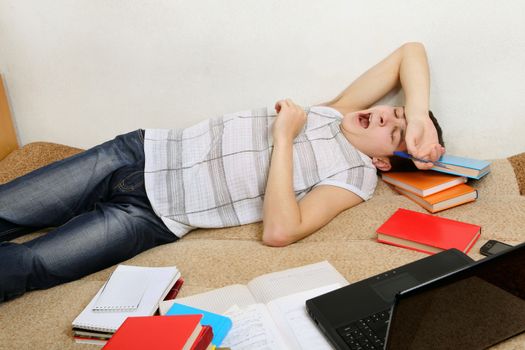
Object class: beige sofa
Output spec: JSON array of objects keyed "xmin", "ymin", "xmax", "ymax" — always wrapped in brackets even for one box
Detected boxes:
[
  {"xmin": 1, "ymin": 141, "xmax": 525, "ymax": 349},
  {"xmin": 1, "ymin": 77, "xmax": 525, "ymax": 349}
]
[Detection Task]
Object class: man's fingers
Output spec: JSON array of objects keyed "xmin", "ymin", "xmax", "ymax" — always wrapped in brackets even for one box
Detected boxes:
[
  {"xmin": 414, "ymin": 160, "xmax": 434, "ymax": 170},
  {"xmin": 275, "ymin": 99, "xmax": 293, "ymax": 113},
  {"xmin": 427, "ymin": 148, "xmax": 439, "ymax": 162},
  {"xmin": 427, "ymin": 144, "xmax": 445, "ymax": 162},
  {"xmin": 410, "ymin": 144, "xmax": 446, "ymax": 170},
  {"xmin": 410, "ymin": 143, "xmax": 444, "ymax": 162},
  {"xmin": 405, "ymin": 137, "xmax": 417, "ymax": 154},
  {"xmin": 282, "ymin": 99, "xmax": 293, "ymax": 108}
]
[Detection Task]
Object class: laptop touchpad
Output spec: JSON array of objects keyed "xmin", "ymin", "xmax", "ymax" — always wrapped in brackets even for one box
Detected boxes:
[{"xmin": 371, "ymin": 273, "xmax": 419, "ymax": 303}]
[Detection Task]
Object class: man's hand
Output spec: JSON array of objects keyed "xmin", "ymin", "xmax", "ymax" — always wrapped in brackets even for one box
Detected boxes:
[
  {"xmin": 273, "ymin": 99, "xmax": 307, "ymax": 143},
  {"xmin": 405, "ymin": 114, "xmax": 445, "ymax": 170},
  {"xmin": 264, "ymin": 99, "xmax": 363, "ymax": 246}
]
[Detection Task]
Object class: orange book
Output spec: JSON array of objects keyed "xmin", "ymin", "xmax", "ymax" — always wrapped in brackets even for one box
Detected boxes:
[
  {"xmin": 376, "ymin": 208, "xmax": 481, "ymax": 255},
  {"xmin": 102, "ymin": 315, "xmax": 205, "ymax": 350},
  {"xmin": 394, "ymin": 183, "xmax": 478, "ymax": 213},
  {"xmin": 382, "ymin": 171, "xmax": 467, "ymax": 197}
]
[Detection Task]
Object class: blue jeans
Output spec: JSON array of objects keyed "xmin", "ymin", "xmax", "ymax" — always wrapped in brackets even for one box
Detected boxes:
[{"xmin": 0, "ymin": 130, "xmax": 177, "ymax": 302}]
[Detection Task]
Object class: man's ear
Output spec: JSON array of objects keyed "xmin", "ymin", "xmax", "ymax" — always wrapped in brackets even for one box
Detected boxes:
[{"xmin": 372, "ymin": 156, "xmax": 392, "ymax": 171}]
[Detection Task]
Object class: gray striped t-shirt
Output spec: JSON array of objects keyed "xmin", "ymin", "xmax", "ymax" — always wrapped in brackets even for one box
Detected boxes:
[{"xmin": 144, "ymin": 105, "xmax": 377, "ymax": 237}]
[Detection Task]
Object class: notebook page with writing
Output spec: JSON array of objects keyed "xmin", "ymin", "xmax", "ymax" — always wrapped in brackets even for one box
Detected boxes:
[
  {"xmin": 93, "ymin": 269, "xmax": 148, "ymax": 312},
  {"xmin": 247, "ymin": 261, "xmax": 348, "ymax": 304},
  {"xmin": 221, "ymin": 283, "xmax": 342, "ymax": 350},
  {"xmin": 266, "ymin": 283, "xmax": 342, "ymax": 349},
  {"xmin": 221, "ymin": 304, "xmax": 289, "ymax": 349}
]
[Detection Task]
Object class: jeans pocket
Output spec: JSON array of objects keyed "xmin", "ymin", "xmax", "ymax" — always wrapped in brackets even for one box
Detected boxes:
[{"xmin": 114, "ymin": 170, "xmax": 145, "ymax": 193}]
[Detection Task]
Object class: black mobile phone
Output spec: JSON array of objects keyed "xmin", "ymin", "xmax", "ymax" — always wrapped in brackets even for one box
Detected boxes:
[{"xmin": 479, "ymin": 240, "xmax": 512, "ymax": 257}]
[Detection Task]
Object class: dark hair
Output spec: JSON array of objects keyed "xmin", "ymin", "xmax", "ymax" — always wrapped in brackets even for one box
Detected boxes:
[{"xmin": 387, "ymin": 110, "xmax": 444, "ymax": 172}]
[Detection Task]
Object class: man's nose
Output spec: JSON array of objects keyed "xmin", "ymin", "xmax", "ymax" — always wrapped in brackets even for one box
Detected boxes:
[{"xmin": 378, "ymin": 113, "xmax": 390, "ymax": 126}]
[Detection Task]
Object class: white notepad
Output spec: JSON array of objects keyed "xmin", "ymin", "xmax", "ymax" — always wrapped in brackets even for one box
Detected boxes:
[
  {"xmin": 93, "ymin": 270, "xmax": 149, "ymax": 312},
  {"xmin": 72, "ymin": 265, "xmax": 180, "ymax": 333}
]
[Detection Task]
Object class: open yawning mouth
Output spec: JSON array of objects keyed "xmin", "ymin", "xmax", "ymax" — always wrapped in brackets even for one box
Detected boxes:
[{"xmin": 358, "ymin": 113, "xmax": 371, "ymax": 129}]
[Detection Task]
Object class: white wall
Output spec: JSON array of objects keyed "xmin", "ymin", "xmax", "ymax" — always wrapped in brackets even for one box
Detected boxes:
[{"xmin": 0, "ymin": 0, "xmax": 524, "ymax": 159}]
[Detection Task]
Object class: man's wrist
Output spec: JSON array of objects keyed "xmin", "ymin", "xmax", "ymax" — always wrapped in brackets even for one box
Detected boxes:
[
  {"xmin": 272, "ymin": 135, "xmax": 294, "ymax": 147},
  {"xmin": 404, "ymin": 106, "xmax": 430, "ymax": 122}
]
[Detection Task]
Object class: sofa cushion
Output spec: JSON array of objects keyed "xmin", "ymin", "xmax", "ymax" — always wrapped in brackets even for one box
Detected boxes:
[{"xmin": 1, "ymin": 142, "xmax": 525, "ymax": 349}]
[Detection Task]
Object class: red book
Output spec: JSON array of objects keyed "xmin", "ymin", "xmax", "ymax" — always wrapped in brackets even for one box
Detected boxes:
[
  {"xmin": 191, "ymin": 325, "xmax": 213, "ymax": 350},
  {"xmin": 102, "ymin": 315, "xmax": 204, "ymax": 350},
  {"xmin": 376, "ymin": 208, "xmax": 481, "ymax": 255},
  {"xmin": 164, "ymin": 277, "xmax": 185, "ymax": 300}
]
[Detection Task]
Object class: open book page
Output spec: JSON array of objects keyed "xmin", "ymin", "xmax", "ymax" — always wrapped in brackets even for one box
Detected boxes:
[
  {"xmin": 159, "ymin": 261, "xmax": 347, "ymax": 316},
  {"xmin": 247, "ymin": 261, "xmax": 348, "ymax": 304},
  {"xmin": 159, "ymin": 284, "xmax": 256, "ymax": 315},
  {"xmin": 265, "ymin": 283, "xmax": 342, "ymax": 349},
  {"xmin": 221, "ymin": 304, "xmax": 289, "ymax": 350},
  {"xmin": 220, "ymin": 283, "xmax": 342, "ymax": 349}
]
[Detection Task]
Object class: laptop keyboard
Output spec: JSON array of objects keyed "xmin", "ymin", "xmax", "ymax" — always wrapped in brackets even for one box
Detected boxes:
[{"xmin": 336, "ymin": 309, "xmax": 391, "ymax": 349}]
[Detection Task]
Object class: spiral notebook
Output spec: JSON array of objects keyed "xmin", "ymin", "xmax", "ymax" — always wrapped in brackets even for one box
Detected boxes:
[
  {"xmin": 72, "ymin": 265, "xmax": 180, "ymax": 333},
  {"xmin": 93, "ymin": 269, "xmax": 149, "ymax": 312}
]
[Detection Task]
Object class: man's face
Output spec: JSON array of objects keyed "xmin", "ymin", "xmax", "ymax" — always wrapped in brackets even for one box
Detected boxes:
[{"xmin": 341, "ymin": 105, "xmax": 407, "ymax": 158}]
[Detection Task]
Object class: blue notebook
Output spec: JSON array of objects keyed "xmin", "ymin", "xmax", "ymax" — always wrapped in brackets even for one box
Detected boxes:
[
  {"xmin": 430, "ymin": 154, "xmax": 491, "ymax": 179},
  {"xmin": 166, "ymin": 302, "xmax": 232, "ymax": 346}
]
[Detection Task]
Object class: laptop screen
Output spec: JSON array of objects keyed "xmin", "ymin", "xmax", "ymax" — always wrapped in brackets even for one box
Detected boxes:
[{"xmin": 386, "ymin": 244, "xmax": 525, "ymax": 349}]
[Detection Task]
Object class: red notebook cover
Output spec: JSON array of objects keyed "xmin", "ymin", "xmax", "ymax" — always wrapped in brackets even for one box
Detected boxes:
[
  {"xmin": 376, "ymin": 208, "xmax": 481, "ymax": 254},
  {"xmin": 102, "ymin": 315, "xmax": 203, "ymax": 350}
]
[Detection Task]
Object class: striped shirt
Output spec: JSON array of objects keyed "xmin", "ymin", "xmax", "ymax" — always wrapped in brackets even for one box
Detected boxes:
[{"xmin": 144, "ymin": 105, "xmax": 377, "ymax": 237}]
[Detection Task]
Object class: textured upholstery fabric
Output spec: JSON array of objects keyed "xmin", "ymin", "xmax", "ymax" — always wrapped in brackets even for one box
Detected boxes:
[{"xmin": 1, "ymin": 143, "xmax": 525, "ymax": 349}]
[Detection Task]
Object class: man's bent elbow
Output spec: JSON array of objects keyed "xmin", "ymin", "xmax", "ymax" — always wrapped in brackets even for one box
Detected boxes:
[
  {"xmin": 401, "ymin": 41, "xmax": 425, "ymax": 52},
  {"xmin": 262, "ymin": 227, "xmax": 295, "ymax": 247}
]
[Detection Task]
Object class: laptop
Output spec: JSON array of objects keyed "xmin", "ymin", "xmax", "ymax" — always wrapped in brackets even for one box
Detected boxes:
[{"xmin": 306, "ymin": 243, "xmax": 525, "ymax": 349}]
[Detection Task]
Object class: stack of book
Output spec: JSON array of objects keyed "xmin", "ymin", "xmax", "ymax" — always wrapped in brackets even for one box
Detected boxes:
[
  {"xmin": 382, "ymin": 153, "xmax": 491, "ymax": 213},
  {"xmin": 382, "ymin": 171, "xmax": 477, "ymax": 213},
  {"xmin": 164, "ymin": 303, "xmax": 232, "ymax": 348},
  {"xmin": 74, "ymin": 261, "xmax": 347, "ymax": 349},
  {"xmin": 72, "ymin": 265, "xmax": 183, "ymax": 346}
]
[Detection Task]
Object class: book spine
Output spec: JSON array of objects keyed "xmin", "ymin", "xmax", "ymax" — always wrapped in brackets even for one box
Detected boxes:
[
  {"xmin": 430, "ymin": 167, "xmax": 485, "ymax": 179},
  {"xmin": 432, "ymin": 197, "xmax": 477, "ymax": 213},
  {"xmin": 74, "ymin": 336, "xmax": 109, "ymax": 346},
  {"xmin": 394, "ymin": 189, "xmax": 433, "ymax": 212},
  {"xmin": 463, "ymin": 231, "xmax": 481, "ymax": 254},
  {"xmin": 164, "ymin": 277, "xmax": 185, "ymax": 301},
  {"xmin": 191, "ymin": 325, "xmax": 214, "ymax": 350},
  {"xmin": 72, "ymin": 324, "xmax": 117, "ymax": 333},
  {"xmin": 377, "ymin": 238, "xmax": 438, "ymax": 255}
]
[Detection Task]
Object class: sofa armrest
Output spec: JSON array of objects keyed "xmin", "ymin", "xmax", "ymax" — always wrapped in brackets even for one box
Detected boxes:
[{"xmin": 0, "ymin": 74, "xmax": 19, "ymax": 160}]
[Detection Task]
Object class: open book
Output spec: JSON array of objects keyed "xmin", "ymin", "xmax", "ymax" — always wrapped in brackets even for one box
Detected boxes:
[{"xmin": 159, "ymin": 261, "xmax": 348, "ymax": 349}]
